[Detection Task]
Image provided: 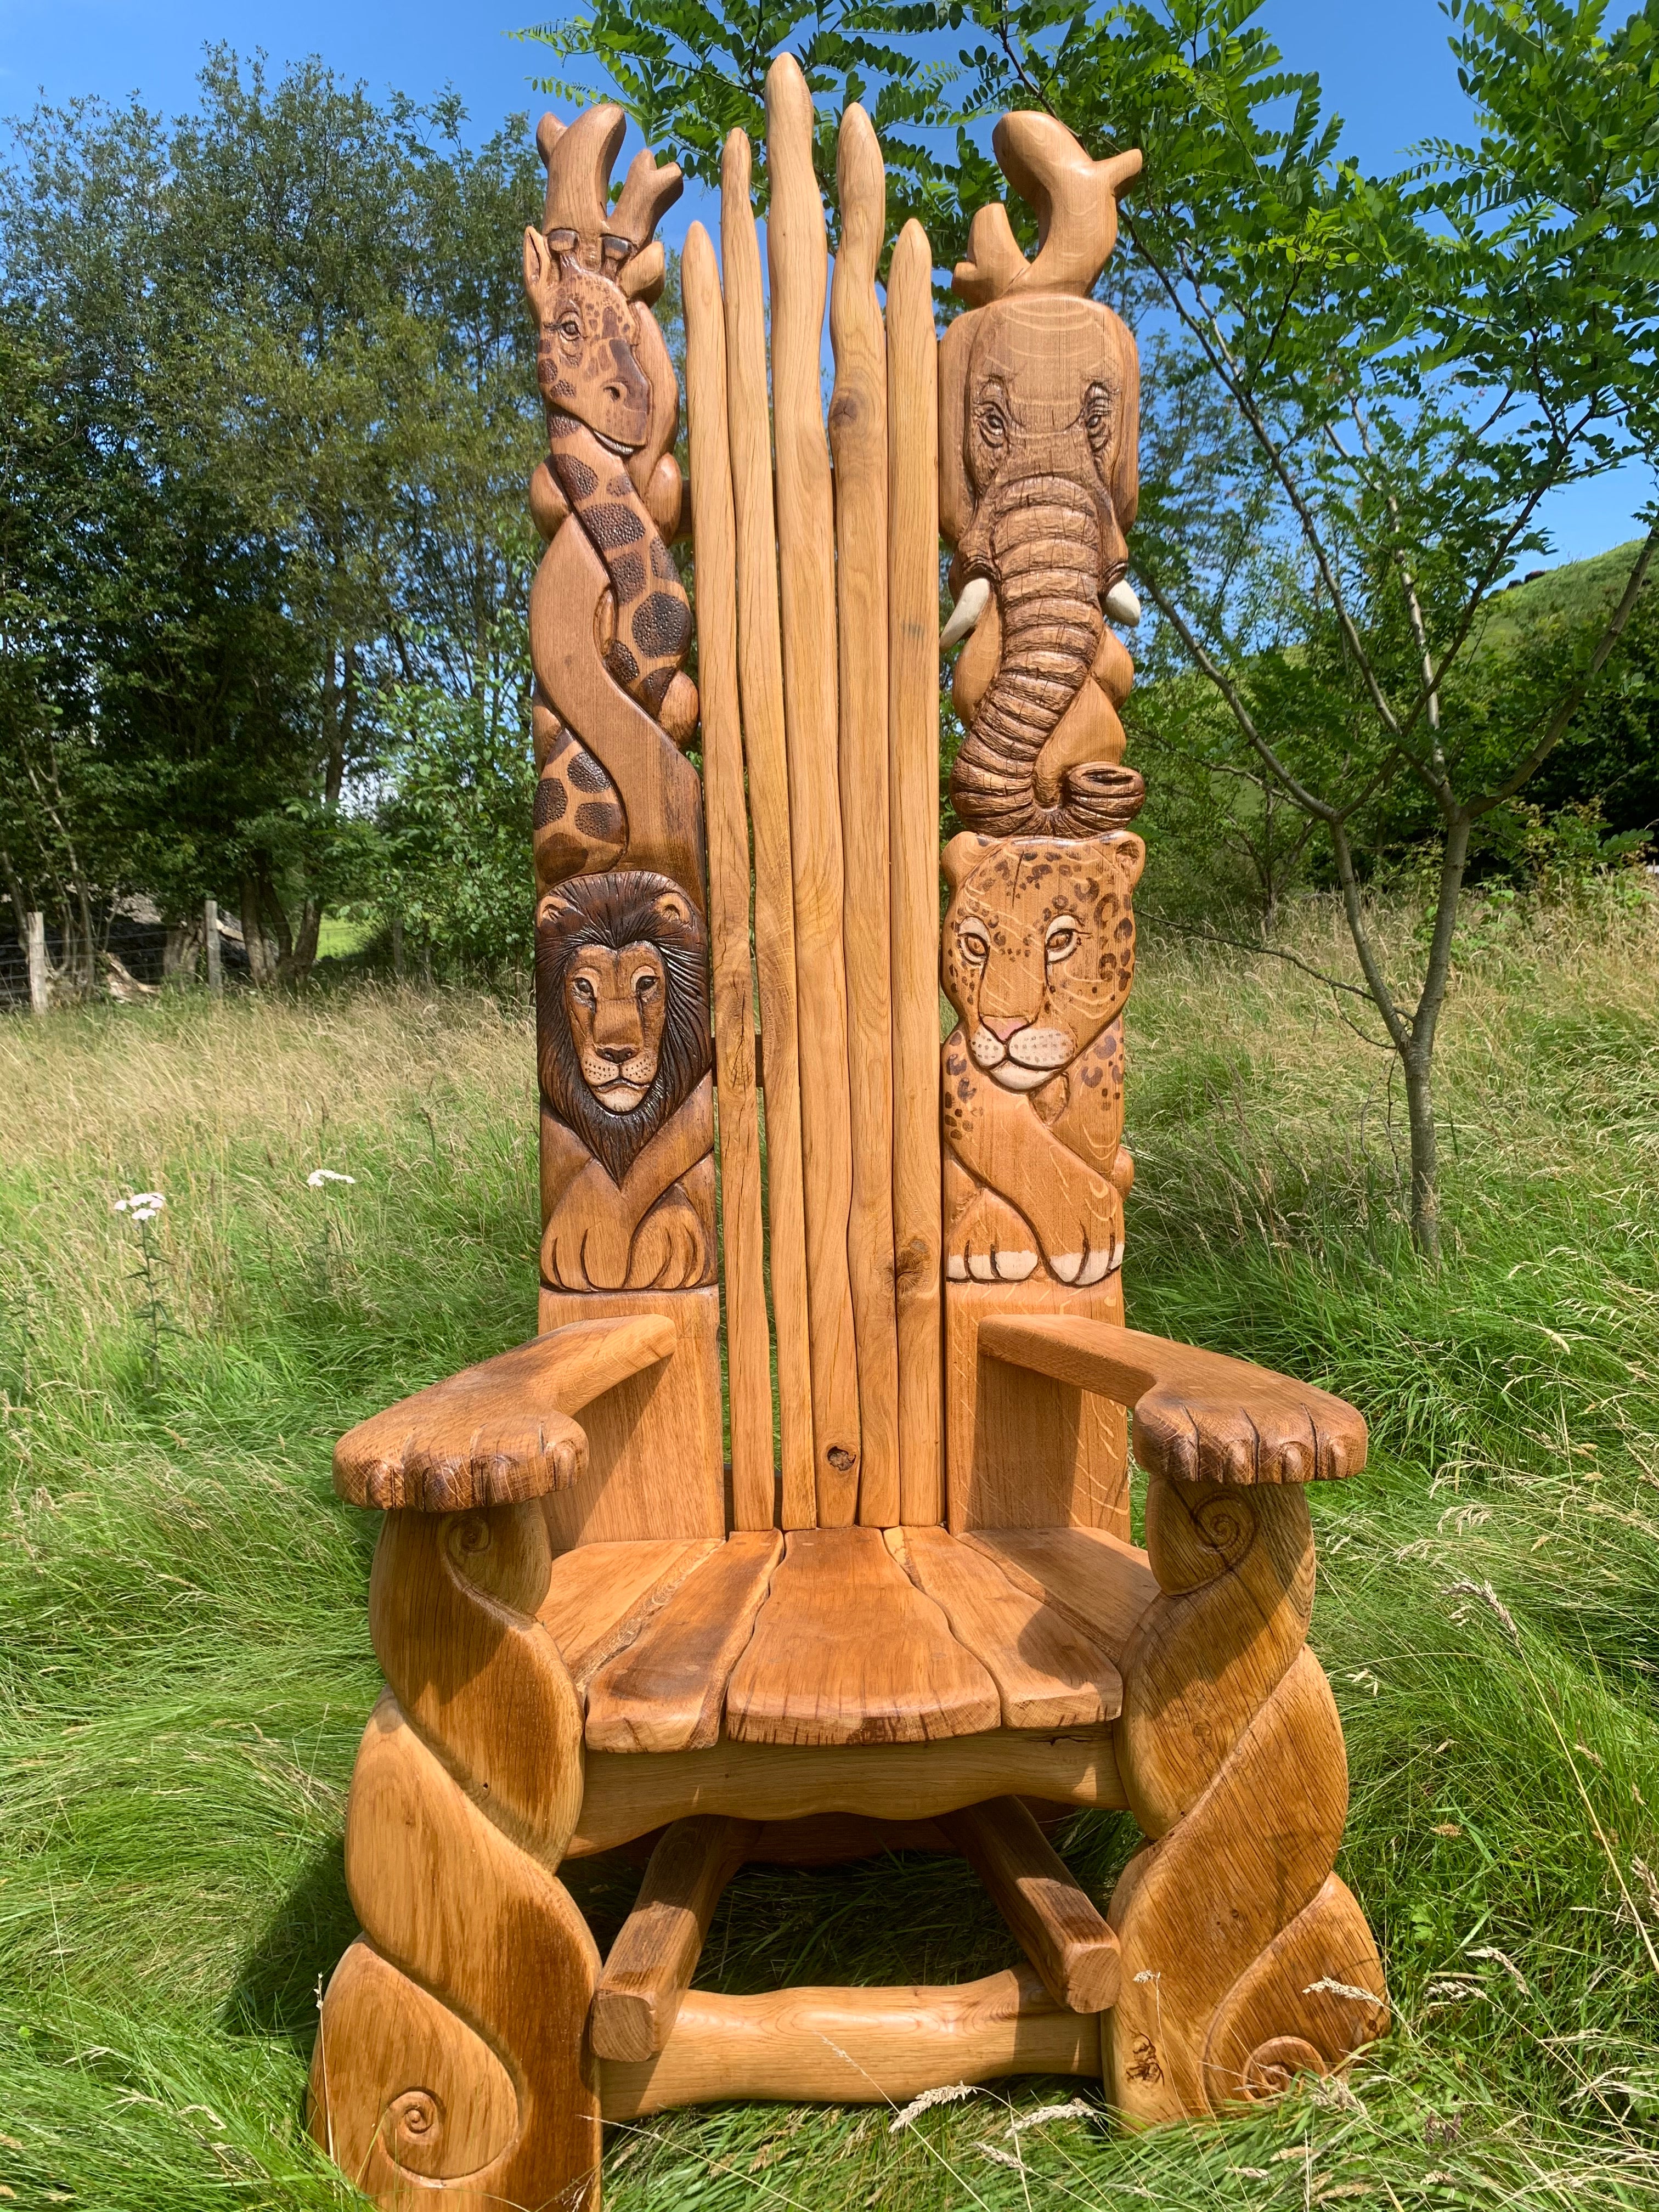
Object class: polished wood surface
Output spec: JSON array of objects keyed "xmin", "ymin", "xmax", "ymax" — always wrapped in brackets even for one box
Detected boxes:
[
  {"xmin": 831, "ymin": 105, "xmax": 901, "ymax": 1528},
  {"xmin": 766, "ymin": 54, "xmax": 863, "ymax": 1519},
  {"xmin": 719, "ymin": 126, "xmax": 816, "ymax": 1528},
  {"xmin": 600, "ymin": 1965, "xmax": 1098, "ymax": 2117},
  {"xmin": 940, "ymin": 1795, "xmax": 1121, "ymax": 2012},
  {"xmin": 889, "ymin": 1523, "xmax": 1122, "ymax": 1729},
  {"xmin": 584, "ymin": 1531, "xmax": 782, "ymax": 1752},
  {"xmin": 725, "ymin": 1526, "xmax": 1001, "ymax": 1747},
  {"xmin": 682, "ymin": 221, "xmax": 774, "ymax": 1531},
  {"xmin": 569, "ymin": 1725, "xmax": 1125, "ymax": 1857},
  {"xmin": 980, "ymin": 1313, "xmax": 1369, "ymax": 1483},
  {"xmin": 333, "ymin": 1314, "xmax": 672, "ymax": 1511},
  {"xmin": 964, "ymin": 1525, "xmax": 1158, "ymax": 1663},
  {"xmin": 538, "ymin": 1537, "xmax": 719, "ymax": 1690},
  {"xmin": 885, "ymin": 214, "xmax": 945, "ymax": 1527},
  {"xmin": 591, "ymin": 1814, "xmax": 760, "ymax": 2061}
]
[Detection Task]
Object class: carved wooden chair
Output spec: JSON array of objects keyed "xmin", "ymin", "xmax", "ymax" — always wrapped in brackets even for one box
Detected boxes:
[{"xmin": 309, "ymin": 61, "xmax": 1388, "ymax": 2209}]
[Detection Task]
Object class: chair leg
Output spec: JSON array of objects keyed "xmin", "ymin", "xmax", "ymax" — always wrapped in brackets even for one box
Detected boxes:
[{"xmin": 1107, "ymin": 1474, "xmax": 1389, "ymax": 2122}]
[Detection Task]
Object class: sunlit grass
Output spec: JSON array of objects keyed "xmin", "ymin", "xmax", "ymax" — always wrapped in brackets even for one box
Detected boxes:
[{"xmin": 2, "ymin": 898, "xmax": 1657, "ymax": 2209}]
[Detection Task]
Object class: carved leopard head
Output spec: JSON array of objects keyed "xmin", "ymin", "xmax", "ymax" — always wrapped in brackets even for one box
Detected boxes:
[{"xmin": 940, "ymin": 831, "xmax": 1144, "ymax": 1091}]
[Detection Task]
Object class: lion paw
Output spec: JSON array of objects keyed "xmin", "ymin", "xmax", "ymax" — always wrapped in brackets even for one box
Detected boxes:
[
  {"xmin": 1049, "ymin": 1238, "xmax": 1124, "ymax": 1288},
  {"xmin": 629, "ymin": 1186, "xmax": 709, "ymax": 1289},
  {"xmin": 946, "ymin": 1190, "xmax": 1041, "ymax": 1284}
]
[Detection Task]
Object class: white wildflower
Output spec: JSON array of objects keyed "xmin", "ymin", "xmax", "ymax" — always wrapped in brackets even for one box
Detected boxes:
[
  {"xmin": 306, "ymin": 1169, "xmax": 357, "ymax": 1188},
  {"xmin": 887, "ymin": 2082, "xmax": 982, "ymax": 2132},
  {"xmin": 114, "ymin": 1191, "xmax": 166, "ymax": 1223}
]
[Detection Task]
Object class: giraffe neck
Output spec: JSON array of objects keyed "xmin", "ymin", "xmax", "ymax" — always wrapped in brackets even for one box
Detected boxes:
[{"xmin": 546, "ymin": 415, "xmax": 690, "ymax": 720}]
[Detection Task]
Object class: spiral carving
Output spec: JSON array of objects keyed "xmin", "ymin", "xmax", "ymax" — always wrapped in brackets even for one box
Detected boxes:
[
  {"xmin": 311, "ymin": 1503, "xmax": 599, "ymax": 2206},
  {"xmin": 1107, "ymin": 1473, "xmax": 1387, "ymax": 2121}
]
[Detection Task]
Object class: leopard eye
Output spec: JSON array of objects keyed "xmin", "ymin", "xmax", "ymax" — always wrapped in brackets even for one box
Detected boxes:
[
  {"xmin": 1046, "ymin": 919, "xmax": 1080, "ymax": 962},
  {"xmin": 958, "ymin": 924, "xmax": 990, "ymax": 966}
]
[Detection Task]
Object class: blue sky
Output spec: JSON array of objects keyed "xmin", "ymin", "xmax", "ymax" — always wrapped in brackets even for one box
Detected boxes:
[{"xmin": 2, "ymin": 0, "xmax": 1650, "ymax": 561}]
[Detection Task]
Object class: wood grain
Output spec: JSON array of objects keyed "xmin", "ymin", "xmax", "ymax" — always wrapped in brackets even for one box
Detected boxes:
[
  {"xmin": 683, "ymin": 219, "xmax": 775, "ymax": 1531},
  {"xmin": 946, "ymin": 1277, "xmax": 1131, "ymax": 1533},
  {"xmin": 830, "ymin": 104, "xmax": 901, "ymax": 1529},
  {"xmin": 584, "ymin": 1531, "xmax": 782, "ymax": 1752},
  {"xmin": 591, "ymin": 1814, "xmax": 760, "ymax": 2061},
  {"xmin": 979, "ymin": 1313, "xmax": 1369, "ymax": 1484},
  {"xmin": 940, "ymin": 1795, "xmax": 1121, "ymax": 2012},
  {"xmin": 720, "ymin": 128, "xmax": 815, "ymax": 1528},
  {"xmin": 601, "ymin": 1965, "xmax": 1098, "ymax": 2116},
  {"xmin": 885, "ymin": 215, "xmax": 944, "ymax": 1527},
  {"xmin": 765, "ymin": 54, "xmax": 863, "ymax": 1519},
  {"xmin": 724, "ymin": 1525, "xmax": 1000, "ymax": 1746},
  {"xmin": 333, "ymin": 1313, "xmax": 673, "ymax": 1512},
  {"xmin": 964, "ymin": 1525, "xmax": 1158, "ymax": 1666},
  {"xmin": 538, "ymin": 1537, "xmax": 719, "ymax": 1690},
  {"xmin": 569, "ymin": 1724, "xmax": 1125, "ymax": 1855},
  {"xmin": 537, "ymin": 1289, "xmax": 725, "ymax": 1545},
  {"xmin": 888, "ymin": 1523, "xmax": 1122, "ymax": 1728}
]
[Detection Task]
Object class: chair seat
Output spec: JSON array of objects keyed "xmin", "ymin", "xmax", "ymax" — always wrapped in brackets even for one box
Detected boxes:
[{"xmin": 538, "ymin": 1523, "xmax": 1158, "ymax": 1755}]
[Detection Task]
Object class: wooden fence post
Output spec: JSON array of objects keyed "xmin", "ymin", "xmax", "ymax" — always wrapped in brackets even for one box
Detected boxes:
[
  {"xmin": 204, "ymin": 898, "xmax": 223, "ymax": 996},
  {"xmin": 25, "ymin": 911, "xmax": 48, "ymax": 1016}
]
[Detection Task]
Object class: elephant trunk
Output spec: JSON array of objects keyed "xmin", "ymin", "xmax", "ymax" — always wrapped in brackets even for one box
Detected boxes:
[{"xmin": 949, "ymin": 470, "xmax": 1141, "ymax": 839}]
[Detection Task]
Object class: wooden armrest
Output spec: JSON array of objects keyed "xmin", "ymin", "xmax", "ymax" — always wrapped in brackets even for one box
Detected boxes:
[
  {"xmin": 333, "ymin": 1313, "xmax": 676, "ymax": 1512},
  {"xmin": 978, "ymin": 1315, "xmax": 1365, "ymax": 1486}
]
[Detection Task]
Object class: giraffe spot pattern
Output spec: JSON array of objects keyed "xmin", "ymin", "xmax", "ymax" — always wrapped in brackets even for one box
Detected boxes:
[
  {"xmin": 633, "ymin": 590, "xmax": 690, "ymax": 657},
  {"xmin": 584, "ymin": 501, "xmax": 645, "ymax": 550}
]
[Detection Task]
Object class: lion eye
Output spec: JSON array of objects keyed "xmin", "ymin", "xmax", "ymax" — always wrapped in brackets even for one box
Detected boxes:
[
  {"xmin": 958, "ymin": 927, "xmax": 989, "ymax": 966},
  {"xmin": 1046, "ymin": 922, "xmax": 1079, "ymax": 961},
  {"xmin": 634, "ymin": 972, "xmax": 658, "ymax": 997},
  {"xmin": 572, "ymin": 977, "xmax": 597, "ymax": 1003}
]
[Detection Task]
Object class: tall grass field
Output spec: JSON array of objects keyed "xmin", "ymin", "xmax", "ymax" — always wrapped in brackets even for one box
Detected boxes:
[{"xmin": 3, "ymin": 895, "xmax": 1657, "ymax": 2209}]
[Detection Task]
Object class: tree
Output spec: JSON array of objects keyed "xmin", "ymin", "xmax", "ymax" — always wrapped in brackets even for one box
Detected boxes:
[{"xmin": 531, "ymin": 0, "xmax": 1659, "ymax": 1256}]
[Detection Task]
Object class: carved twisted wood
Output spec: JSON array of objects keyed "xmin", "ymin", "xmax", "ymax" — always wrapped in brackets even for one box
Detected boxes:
[
  {"xmin": 309, "ymin": 1503, "xmax": 601, "ymax": 2205},
  {"xmin": 524, "ymin": 106, "xmax": 716, "ymax": 1297},
  {"xmin": 1107, "ymin": 1475, "xmax": 1388, "ymax": 2118}
]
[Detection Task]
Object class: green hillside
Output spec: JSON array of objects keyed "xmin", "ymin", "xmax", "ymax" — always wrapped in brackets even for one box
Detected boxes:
[{"xmin": 1477, "ymin": 537, "xmax": 1651, "ymax": 655}]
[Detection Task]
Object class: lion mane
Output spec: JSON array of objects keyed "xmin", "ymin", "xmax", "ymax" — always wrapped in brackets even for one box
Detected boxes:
[{"xmin": 535, "ymin": 868, "xmax": 710, "ymax": 1187}]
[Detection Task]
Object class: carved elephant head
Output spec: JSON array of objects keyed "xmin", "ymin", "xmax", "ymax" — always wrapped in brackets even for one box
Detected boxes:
[{"xmin": 939, "ymin": 115, "xmax": 1146, "ymax": 841}]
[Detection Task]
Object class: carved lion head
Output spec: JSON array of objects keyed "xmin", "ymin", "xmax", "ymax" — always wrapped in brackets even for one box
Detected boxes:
[{"xmin": 535, "ymin": 870, "xmax": 710, "ymax": 1186}]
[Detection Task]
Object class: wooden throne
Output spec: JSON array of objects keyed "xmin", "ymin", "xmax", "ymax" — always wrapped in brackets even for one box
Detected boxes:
[{"xmin": 309, "ymin": 63, "xmax": 1388, "ymax": 2208}]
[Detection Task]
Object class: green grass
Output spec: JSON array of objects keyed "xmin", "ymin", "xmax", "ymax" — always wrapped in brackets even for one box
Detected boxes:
[
  {"xmin": 3, "ymin": 899, "xmax": 1658, "ymax": 2210},
  {"xmin": 1476, "ymin": 537, "xmax": 1653, "ymax": 657}
]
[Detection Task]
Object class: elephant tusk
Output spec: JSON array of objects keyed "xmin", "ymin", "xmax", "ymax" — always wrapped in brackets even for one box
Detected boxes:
[
  {"xmin": 939, "ymin": 575, "xmax": 991, "ymax": 652},
  {"xmin": 1104, "ymin": 579, "xmax": 1142, "ymax": 627}
]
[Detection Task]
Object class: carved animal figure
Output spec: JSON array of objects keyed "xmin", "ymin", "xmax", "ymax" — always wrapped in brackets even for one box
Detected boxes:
[
  {"xmin": 536, "ymin": 870, "xmax": 714, "ymax": 1292},
  {"xmin": 939, "ymin": 115, "xmax": 1145, "ymax": 840},
  {"xmin": 523, "ymin": 109, "xmax": 696, "ymax": 749},
  {"xmin": 940, "ymin": 829, "xmax": 1143, "ymax": 1285}
]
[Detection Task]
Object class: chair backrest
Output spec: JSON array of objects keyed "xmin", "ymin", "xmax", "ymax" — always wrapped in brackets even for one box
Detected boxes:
[{"xmin": 525, "ymin": 69, "xmax": 1145, "ymax": 1551}]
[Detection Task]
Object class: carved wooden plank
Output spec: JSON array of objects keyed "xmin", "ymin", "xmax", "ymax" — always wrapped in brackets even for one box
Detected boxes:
[
  {"xmin": 591, "ymin": 1814, "xmax": 760, "ymax": 2061},
  {"xmin": 538, "ymin": 1537, "xmax": 720, "ymax": 1690},
  {"xmin": 887, "ymin": 1524, "xmax": 1121, "ymax": 1729},
  {"xmin": 724, "ymin": 1526, "xmax": 1000, "ymax": 1746},
  {"xmin": 765, "ymin": 54, "xmax": 862, "ymax": 1519},
  {"xmin": 584, "ymin": 1531, "xmax": 782, "ymax": 1752},
  {"xmin": 538, "ymin": 1288, "xmax": 725, "ymax": 1545},
  {"xmin": 569, "ymin": 1724, "xmax": 1125, "ymax": 1856},
  {"xmin": 886, "ymin": 214, "xmax": 944, "ymax": 1528},
  {"xmin": 978, "ymin": 1313, "xmax": 1369, "ymax": 1483},
  {"xmin": 947, "ymin": 1277, "xmax": 1131, "ymax": 1533},
  {"xmin": 939, "ymin": 1795, "xmax": 1120, "ymax": 2012},
  {"xmin": 600, "ymin": 1965, "xmax": 1098, "ymax": 2116},
  {"xmin": 334, "ymin": 1314, "xmax": 674, "ymax": 1511},
  {"xmin": 830, "ymin": 104, "xmax": 901, "ymax": 1529},
  {"xmin": 964, "ymin": 1525, "xmax": 1158, "ymax": 1664},
  {"xmin": 683, "ymin": 219, "xmax": 774, "ymax": 1531},
  {"xmin": 720, "ymin": 127, "xmax": 815, "ymax": 1529}
]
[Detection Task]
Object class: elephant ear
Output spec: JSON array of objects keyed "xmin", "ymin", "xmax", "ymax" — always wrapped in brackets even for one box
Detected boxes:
[
  {"xmin": 937, "ymin": 314, "xmax": 977, "ymax": 549},
  {"xmin": 1105, "ymin": 307, "xmax": 1141, "ymax": 534}
]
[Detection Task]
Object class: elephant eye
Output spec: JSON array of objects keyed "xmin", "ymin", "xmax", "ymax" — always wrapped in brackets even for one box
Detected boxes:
[
  {"xmin": 958, "ymin": 924, "xmax": 989, "ymax": 966},
  {"xmin": 1084, "ymin": 383, "xmax": 1112, "ymax": 445},
  {"xmin": 1046, "ymin": 919, "xmax": 1080, "ymax": 962},
  {"xmin": 977, "ymin": 403, "xmax": 1006, "ymax": 445}
]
